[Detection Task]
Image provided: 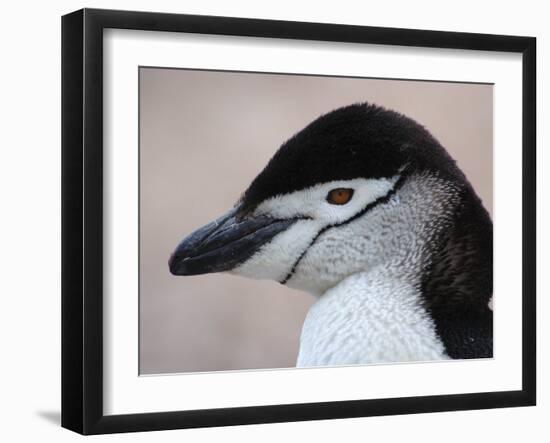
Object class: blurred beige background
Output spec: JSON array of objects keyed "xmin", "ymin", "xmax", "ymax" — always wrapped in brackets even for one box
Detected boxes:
[{"xmin": 139, "ymin": 67, "xmax": 493, "ymax": 375}]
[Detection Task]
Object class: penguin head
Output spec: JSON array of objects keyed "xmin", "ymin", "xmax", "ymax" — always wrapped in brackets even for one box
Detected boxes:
[{"xmin": 169, "ymin": 103, "xmax": 469, "ymax": 295}]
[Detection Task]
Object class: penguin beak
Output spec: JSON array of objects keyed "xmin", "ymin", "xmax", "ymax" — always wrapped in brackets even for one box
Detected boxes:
[{"xmin": 169, "ymin": 207, "xmax": 297, "ymax": 276}]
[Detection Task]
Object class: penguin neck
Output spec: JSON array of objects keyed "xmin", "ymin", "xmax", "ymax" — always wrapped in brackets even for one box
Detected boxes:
[
  {"xmin": 295, "ymin": 180, "xmax": 493, "ymax": 366},
  {"xmin": 296, "ymin": 262, "xmax": 449, "ymax": 367},
  {"xmin": 421, "ymin": 184, "xmax": 494, "ymax": 359}
]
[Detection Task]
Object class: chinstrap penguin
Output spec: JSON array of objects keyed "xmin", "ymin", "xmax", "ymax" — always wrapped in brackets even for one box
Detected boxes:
[{"xmin": 169, "ymin": 103, "xmax": 493, "ymax": 367}]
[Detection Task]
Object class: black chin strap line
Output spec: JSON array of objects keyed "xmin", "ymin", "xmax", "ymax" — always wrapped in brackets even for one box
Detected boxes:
[{"xmin": 280, "ymin": 172, "xmax": 409, "ymax": 285}]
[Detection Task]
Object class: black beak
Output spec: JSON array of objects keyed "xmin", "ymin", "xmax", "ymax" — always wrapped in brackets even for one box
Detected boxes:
[{"xmin": 169, "ymin": 207, "xmax": 298, "ymax": 276}]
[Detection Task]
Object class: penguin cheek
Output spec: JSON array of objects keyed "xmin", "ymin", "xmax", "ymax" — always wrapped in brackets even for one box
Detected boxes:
[
  {"xmin": 288, "ymin": 221, "xmax": 377, "ymax": 294},
  {"xmin": 230, "ymin": 219, "xmax": 325, "ymax": 282}
]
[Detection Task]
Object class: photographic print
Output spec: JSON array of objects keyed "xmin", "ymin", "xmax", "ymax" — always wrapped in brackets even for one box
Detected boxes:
[
  {"xmin": 140, "ymin": 68, "xmax": 493, "ymax": 374},
  {"xmin": 62, "ymin": 9, "xmax": 535, "ymax": 433}
]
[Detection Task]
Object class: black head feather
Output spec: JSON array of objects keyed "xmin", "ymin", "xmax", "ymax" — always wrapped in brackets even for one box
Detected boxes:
[{"xmin": 239, "ymin": 102, "xmax": 463, "ymax": 214}]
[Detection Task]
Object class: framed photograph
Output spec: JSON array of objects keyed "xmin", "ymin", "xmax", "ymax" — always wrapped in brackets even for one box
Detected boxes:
[{"xmin": 62, "ymin": 8, "xmax": 536, "ymax": 435}]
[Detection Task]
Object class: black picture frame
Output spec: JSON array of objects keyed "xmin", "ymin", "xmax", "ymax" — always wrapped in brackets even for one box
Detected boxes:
[{"xmin": 62, "ymin": 8, "xmax": 536, "ymax": 435}]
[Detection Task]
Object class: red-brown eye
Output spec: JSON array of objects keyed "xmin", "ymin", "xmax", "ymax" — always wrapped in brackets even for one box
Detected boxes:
[{"xmin": 326, "ymin": 188, "xmax": 354, "ymax": 205}]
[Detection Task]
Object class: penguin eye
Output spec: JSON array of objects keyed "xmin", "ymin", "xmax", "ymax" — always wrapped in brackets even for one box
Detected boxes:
[{"xmin": 326, "ymin": 188, "xmax": 354, "ymax": 205}]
